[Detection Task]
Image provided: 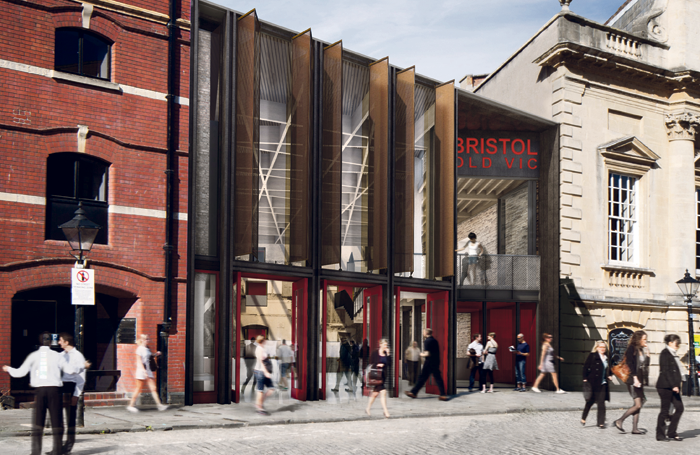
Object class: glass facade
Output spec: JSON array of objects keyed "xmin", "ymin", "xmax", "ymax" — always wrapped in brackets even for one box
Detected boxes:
[{"xmin": 193, "ymin": 272, "xmax": 216, "ymax": 393}]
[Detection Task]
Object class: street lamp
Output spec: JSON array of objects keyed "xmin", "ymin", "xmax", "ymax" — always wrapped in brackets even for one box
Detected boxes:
[
  {"xmin": 676, "ymin": 269, "xmax": 700, "ymax": 397},
  {"xmin": 59, "ymin": 202, "xmax": 101, "ymax": 425}
]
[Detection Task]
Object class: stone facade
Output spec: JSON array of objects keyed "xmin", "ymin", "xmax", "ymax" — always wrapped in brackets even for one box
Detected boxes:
[{"xmin": 472, "ymin": 0, "xmax": 700, "ymax": 389}]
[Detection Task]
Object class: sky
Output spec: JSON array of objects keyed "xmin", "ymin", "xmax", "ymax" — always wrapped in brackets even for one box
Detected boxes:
[{"xmin": 210, "ymin": 0, "xmax": 626, "ymax": 84}]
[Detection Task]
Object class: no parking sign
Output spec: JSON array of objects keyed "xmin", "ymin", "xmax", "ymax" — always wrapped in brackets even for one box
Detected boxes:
[{"xmin": 72, "ymin": 268, "xmax": 95, "ymax": 305}]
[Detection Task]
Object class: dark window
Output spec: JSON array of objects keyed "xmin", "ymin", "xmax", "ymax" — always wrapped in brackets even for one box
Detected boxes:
[
  {"xmin": 46, "ymin": 153, "xmax": 109, "ymax": 244},
  {"xmin": 55, "ymin": 28, "xmax": 111, "ymax": 80}
]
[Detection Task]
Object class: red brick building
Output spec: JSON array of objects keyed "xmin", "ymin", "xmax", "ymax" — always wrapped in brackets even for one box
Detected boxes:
[{"xmin": 0, "ymin": 0, "xmax": 190, "ymax": 405}]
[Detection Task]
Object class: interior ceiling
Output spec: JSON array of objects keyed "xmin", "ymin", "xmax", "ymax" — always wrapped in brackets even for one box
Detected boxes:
[{"xmin": 457, "ymin": 178, "xmax": 528, "ymax": 221}]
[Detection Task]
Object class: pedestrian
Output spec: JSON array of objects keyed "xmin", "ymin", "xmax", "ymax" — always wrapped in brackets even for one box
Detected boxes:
[
  {"xmin": 456, "ymin": 232, "xmax": 484, "ymax": 285},
  {"xmin": 404, "ymin": 340, "xmax": 421, "ymax": 386},
  {"xmin": 331, "ymin": 336, "xmax": 355, "ymax": 394},
  {"xmin": 511, "ymin": 333, "xmax": 529, "ymax": 391},
  {"xmin": 2, "ymin": 332, "xmax": 81, "ymax": 455},
  {"xmin": 531, "ymin": 332, "xmax": 566, "ymax": 393},
  {"xmin": 365, "ymin": 338, "xmax": 391, "ymax": 418},
  {"xmin": 254, "ymin": 335, "xmax": 275, "ymax": 415},
  {"xmin": 349, "ymin": 339, "xmax": 360, "ymax": 390},
  {"xmin": 126, "ymin": 334, "xmax": 168, "ymax": 412},
  {"xmin": 404, "ymin": 328, "xmax": 448, "ymax": 400},
  {"xmin": 467, "ymin": 333, "xmax": 483, "ymax": 391},
  {"xmin": 58, "ymin": 332, "xmax": 90, "ymax": 454},
  {"xmin": 276, "ymin": 339, "xmax": 293, "ymax": 391},
  {"xmin": 242, "ymin": 337, "xmax": 257, "ymax": 392},
  {"xmin": 581, "ymin": 340, "xmax": 612, "ymax": 429},
  {"xmin": 481, "ymin": 332, "xmax": 499, "ymax": 393},
  {"xmin": 655, "ymin": 334, "xmax": 685, "ymax": 442},
  {"xmin": 614, "ymin": 330, "xmax": 648, "ymax": 435}
]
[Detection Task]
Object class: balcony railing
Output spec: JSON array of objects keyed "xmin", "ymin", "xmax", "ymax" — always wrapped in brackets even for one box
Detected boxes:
[{"xmin": 457, "ymin": 254, "xmax": 540, "ymax": 300}]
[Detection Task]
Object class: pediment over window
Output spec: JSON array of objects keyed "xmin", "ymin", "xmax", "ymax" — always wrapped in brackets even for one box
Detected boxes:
[{"xmin": 598, "ymin": 136, "xmax": 660, "ymax": 170}]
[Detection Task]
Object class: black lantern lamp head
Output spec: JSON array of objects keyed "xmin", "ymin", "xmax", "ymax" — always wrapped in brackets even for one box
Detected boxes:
[
  {"xmin": 58, "ymin": 202, "xmax": 102, "ymax": 263},
  {"xmin": 676, "ymin": 269, "xmax": 700, "ymax": 301}
]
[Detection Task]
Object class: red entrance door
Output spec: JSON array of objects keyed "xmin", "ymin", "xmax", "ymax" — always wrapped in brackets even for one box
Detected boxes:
[
  {"xmin": 426, "ymin": 291, "xmax": 448, "ymax": 395},
  {"xmin": 363, "ymin": 285, "xmax": 382, "ymax": 396},
  {"xmin": 291, "ymin": 279, "xmax": 307, "ymax": 400}
]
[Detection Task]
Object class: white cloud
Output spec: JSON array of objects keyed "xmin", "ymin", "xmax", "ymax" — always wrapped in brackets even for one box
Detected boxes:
[{"xmin": 212, "ymin": 0, "xmax": 624, "ymax": 82}]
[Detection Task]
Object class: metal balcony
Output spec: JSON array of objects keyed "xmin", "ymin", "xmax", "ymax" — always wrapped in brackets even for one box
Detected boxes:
[{"xmin": 456, "ymin": 254, "xmax": 540, "ymax": 301}]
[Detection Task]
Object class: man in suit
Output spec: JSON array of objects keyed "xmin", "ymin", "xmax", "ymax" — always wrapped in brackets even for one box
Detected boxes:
[
  {"xmin": 404, "ymin": 328, "xmax": 448, "ymax": 400},
  {"xmin": 3, "ymin": 332, "xmax": 81, "ymax": 455}
]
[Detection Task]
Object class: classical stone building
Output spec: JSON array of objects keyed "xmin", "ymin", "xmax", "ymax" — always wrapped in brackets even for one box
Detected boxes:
[{"xmin": 469, "ymin": 0, "xmax": 700, "ymax": 389}]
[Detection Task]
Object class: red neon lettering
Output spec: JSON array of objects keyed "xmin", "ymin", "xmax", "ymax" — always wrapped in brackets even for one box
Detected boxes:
[
  {"xmin": 469, "ymin": 157, "xmax": 477, "ymax": 168},
  {"xmin": 519, "ymin": 158, "xmax": 523, "ymax": 169},
  {"xmin": 457, "ymin": 156, "xmax": 464, "ymax": 168},
  {"xmin": 527, "ymin": 140, "xmax": 537, "ymax": 155},
  {"xmin": 486, "ymin": 138, "xmax": 497, "ymax": 154},
  {"xmin": 467, "ymin": 138, "xmax": 479, "ymax": 154},
  {"xmin": 482, "ymin": 157, "xmax": 491, "ymax": 168},
  {"xmin": 457, "ymin": 137, "xmax": 464, "ymax": 154},
  {"xmin": 512, "ymin": 139, "xmax": 525, "ymax": 155},
  {"xmin": 499, "ymin": 138, "xmax": 510, "ymax": 154},
  {"xmin": 481, "ymin": 138, "xmax": 486, "ymax": 154},
  {"xmin": 528, "ymin": 158, "xmax": 537, "ymax": 169},
  {"xmin": 505, "ymin": 158, "xmax": 514, "ymax": 169}
]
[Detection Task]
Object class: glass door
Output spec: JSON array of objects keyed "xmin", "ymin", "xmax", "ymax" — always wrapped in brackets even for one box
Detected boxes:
[
  {"xmin": 291, "ymin": 278, "xmax": 307, "ymax": 400},
  {"xmin": 426, "ymin": 290, "xmax": 448, "ymax": 395}
]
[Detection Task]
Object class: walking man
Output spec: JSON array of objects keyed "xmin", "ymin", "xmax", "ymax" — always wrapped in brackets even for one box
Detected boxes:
[
  {"xmin": 467, "ymin": 334, "xmax": 483, "ymax": 391},
  {"xmin": 404, "ymin": 328, "xmax": 448, "ymax": 401},
  {"xmin": 512, "ymin": 333, "xmax": 530, "ymax": 391},
  {"xmin": 58, "ymin": 332, "xmax": 90, "ymax": 453},
  {"xmin": 2, "ymin": 332, "xmax": 81, "ymax": 455}
]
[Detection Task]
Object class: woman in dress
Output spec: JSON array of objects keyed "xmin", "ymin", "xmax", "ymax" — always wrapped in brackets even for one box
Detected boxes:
[
  {"xmin": 581, "ymin": 340, "xmax": 612, "ymax": 428},
  {"xmin": 481, "ymin": 332, "xmax": 498, "ymax": 393},
  {"xmin": 531, "ymin": 333, "xmax": 566, "ymax": 393},
  {"xmin": 655, "ymin": 334, "xmax": 685, "ymax": 441},
  {"xmin": 365, "ymin": 339, "xmax": 391, "ymax": 418},
  {"xmin": 614, "ymin": 330, "xmax": 648, "ymax": 435},
  {"xmin": 126, "ymin": 334, "xmax": 168, "ymax": 412}
]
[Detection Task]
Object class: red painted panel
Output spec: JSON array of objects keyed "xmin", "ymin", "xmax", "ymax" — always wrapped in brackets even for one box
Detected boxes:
[
  {"xmin": 487, "ymin": 304, "xmax": 515, "ymax": 384},
  {"xmin": 520, "ymin": 302, "xmax": 537, "ymax": 386},
  {"xmin": 426, "ymin": 291, "xmax": 448, "ymax": 395}
]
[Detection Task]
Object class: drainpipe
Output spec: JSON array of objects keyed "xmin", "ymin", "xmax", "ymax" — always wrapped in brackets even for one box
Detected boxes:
[{"xmin": 159, "ymin": 0, "xmax": 178, "ymax": 404}]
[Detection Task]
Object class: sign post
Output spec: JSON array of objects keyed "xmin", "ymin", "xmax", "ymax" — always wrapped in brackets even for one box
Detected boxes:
[{"xmin": 70, "ymin": 265, "xmax": 94, "ymax": 426}]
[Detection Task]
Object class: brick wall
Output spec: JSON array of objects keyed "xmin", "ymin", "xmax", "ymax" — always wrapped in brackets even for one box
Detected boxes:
[
  {"xmin": 0, "ymin": 0, "xmax": 190, "ymax": 400},
  {"xmin": 457, "ymin": 204, "xmax": 497, "ymax": 254}
]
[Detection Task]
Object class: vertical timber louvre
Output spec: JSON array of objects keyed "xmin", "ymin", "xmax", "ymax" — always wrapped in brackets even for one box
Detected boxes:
[
  {"xmin": 289, "ymin": 29, "xmax": 313, "ymax": 263},
  {"xmin": 433, "ymin": 81, "xmax": 455, "ymax": 278},
  {"xmin": 234, "ymin": 10, "xmax": 260, "ymax": 257},
  {"xmin": 321, "ymin": 41, "xmax": 342, "ymax": 266},
  {"xmin": 394, "ymin": 67, "xmax": 415, "ymax": 274},
  {"xmin": 367, "ymin": 57, "xmax": 389, "ymax": 271}
]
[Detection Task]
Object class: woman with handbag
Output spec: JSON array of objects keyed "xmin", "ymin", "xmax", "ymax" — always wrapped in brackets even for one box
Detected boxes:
[
  {"xmin": 614, "ymin": 330, "xmax": 648, "ymax": 434},
  {"xmin": 581, "ymin": 340, "xmax": 612, "ymax": 428},
  {"xmin": 365, "ymin": 339, "xmax": 391, "ymax": 418},
  {"xmin": 531, "ymin": 333, "xmax": 566, "ymax": 393},
  {"xmin": 656, "ymin": 334, "xmax": 685, "ymax": 442},
  {"xmin": 126, "ymin": 334, "xmax": 168, "ymax": 412}
]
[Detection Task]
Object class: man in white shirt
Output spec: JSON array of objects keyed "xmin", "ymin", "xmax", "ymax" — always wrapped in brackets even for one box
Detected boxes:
[
  {"xmin": 404, "ymin": 341, "xmax": 421, "ymax": 386},
  {"xmin": 58, "ymin": 333, "xmax": 90, "ymax": 454},
  {"xmin": 467, "ymin": 333, "xmax": 484, "ymax": 391},
  {"xmin": 3, "ymin": 332, "xmax": 80, "ymax": 455},
  {"xmin": 276, "ymin": 340, "xmax": 293, "ymax": 390}
]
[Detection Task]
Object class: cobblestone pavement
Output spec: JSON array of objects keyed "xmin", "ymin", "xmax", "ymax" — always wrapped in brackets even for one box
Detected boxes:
[{"xmin": 0, "ymin": 409, "xmax": 698, "ymax": 454}]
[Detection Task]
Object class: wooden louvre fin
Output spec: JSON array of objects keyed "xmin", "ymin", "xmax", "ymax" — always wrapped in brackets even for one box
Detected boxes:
[
  {"xmin": 434, "ymin": 82, "xmax": 455, "ymax": 278},
  {"xmin": 321, "ymin": 41, "xmax": 342, "ymax": 266},
  {"xmin": 234, "ymin": 11, "xmax": 260, "ymax": 257},
  {"xmin": 394, "ymin": 67, "xmax": 415, "ymax": 273},
  {"xmin": 367, "ymin": 58, "xmax": 389, "ymax": 271},
  {"xmin": 288, "ymin": 29, "xmax": 312, "ymax": 263}
]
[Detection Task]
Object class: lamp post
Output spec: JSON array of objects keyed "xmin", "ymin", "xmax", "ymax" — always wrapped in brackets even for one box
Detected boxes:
[
  {"xmin": 676, "ymin": 269, "xmax": 700, "ymax": 397},
  {"xmin": 59, "ymin": 202, "xmax": 101, "ymax": 425}
]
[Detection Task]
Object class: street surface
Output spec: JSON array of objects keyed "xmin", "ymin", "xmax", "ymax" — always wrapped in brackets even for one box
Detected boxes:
[{"xmin": 0, "ymin": 409, "xmax": 698, "ymax": 454}]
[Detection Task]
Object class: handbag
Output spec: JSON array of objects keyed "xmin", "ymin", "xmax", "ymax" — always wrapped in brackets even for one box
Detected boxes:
[
  {"xmin": 611, "ymin": 356, "xmax": 631, "ymax": 382},
  {"xmin": 365, "ymin": 366, "xmax": 384, "ymax": 386},
  {"xmin": 582, "ymin": 381, "xmax": 592, "ymax": 402}
]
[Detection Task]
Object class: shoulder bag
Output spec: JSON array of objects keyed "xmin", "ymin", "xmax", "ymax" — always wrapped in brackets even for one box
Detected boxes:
[
  {"xmin": 611, "ymin": 356, "xmax": 630, "ymax": 383},
  {"xmin": 365, "ymin": 365, "xmax": 384, "ymax": 386}
]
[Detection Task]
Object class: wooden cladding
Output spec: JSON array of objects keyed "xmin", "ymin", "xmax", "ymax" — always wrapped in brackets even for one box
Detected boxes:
[
  {"xmin": 289, "ymin": 30, "xmax": 313, "ymax": 263},
  {"xmin": 321, "ymin": 42, "xmax": 342, "ymax": 266},
  {"xmin": 367, "ymin": 58, "xmax": 389, "ymax": 271},
  {"xmin": 394, "ymin": 67, "xmax": 415, "ymax": 274},
  {"xmin": 234, "ymin": 12, "xmax": 260, "ymax": 257},
  {"xmin": 434, "ymin": 82, "xmax": 455, "ymax": 278}
]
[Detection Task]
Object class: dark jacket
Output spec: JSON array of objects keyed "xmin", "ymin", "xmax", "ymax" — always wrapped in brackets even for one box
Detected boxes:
[
  {"xmin": 656, "ymin": 348, "xmax": 683, "ymax": 390},
  {"xmin": 582, "ymin": 352, "xmax": 611, "ymax": 401},
  {"xmin": 423, "ymin": 336, "xmax": 441, "ymax": 367},
  {"xmin": 623, "ymin": 345, "xmax": 646, "ymax": 386}
]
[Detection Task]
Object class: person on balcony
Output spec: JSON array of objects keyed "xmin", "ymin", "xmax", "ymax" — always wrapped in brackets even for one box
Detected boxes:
[{"xmin": 456, "ymin": 232, "xmax": 483, "ymax": 285}]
